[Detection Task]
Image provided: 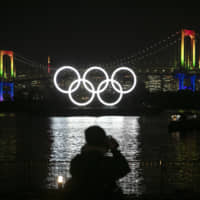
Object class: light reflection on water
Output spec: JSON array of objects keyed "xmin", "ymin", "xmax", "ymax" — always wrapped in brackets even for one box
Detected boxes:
[
  {"xmin": 48, "ymin": 116, "xmax": 142, "ymax": 194},
  {"xmin": 1, "ymin": 113, "xmax": 200, "ymax": 195}
]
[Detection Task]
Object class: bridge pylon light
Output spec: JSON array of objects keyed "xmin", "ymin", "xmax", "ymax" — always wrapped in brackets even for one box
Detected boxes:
[
  {"xmin": 0, "ymin": 50, "xmax": 15, "ymax": 102},
  {"xmin": 181, "ymin": 29, "xmax": 196, "ymax": 70},
  {"xmin": 0, "ymin": 50, "xmax": 14, "ymax": 79}
]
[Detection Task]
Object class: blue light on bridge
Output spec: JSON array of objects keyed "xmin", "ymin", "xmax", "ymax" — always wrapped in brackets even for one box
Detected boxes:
[
  {"xmin": 175, "ymin": 73, "xmax": 196, "ymax": 92},
  {"xmin": 0, "ymin": 82, "xmax": 3, "ymax": 101},
  {"xmin": 190, "ymin": 75, "xmax": 196, "ymax": 92},
  {"xmin": 175, "ymin": 73, "xmax": 185, "ymax": 90},
  {"xmin": 0, "ymin": 82, "xmax": 14, "ymax": 102}
]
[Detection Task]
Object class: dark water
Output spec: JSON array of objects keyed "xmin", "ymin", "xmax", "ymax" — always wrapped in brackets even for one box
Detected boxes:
[{"xmin": 0, "ymin": 112, "xmax": 200, "ymax": 195}]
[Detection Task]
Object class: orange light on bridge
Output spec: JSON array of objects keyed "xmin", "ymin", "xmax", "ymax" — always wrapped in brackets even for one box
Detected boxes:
[
  {"xmin": 0, "ymin": 50, "xmax": 14, "ymax": 78},
  {"xmin": 181, "ymin": 29, "xmax": 196, "ymax": 69}
]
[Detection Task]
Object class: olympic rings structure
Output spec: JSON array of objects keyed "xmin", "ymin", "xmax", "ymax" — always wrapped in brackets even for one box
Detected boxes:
[{"xmin": 53, "ymin": 66, "xmax": 137, "ymax": 106}]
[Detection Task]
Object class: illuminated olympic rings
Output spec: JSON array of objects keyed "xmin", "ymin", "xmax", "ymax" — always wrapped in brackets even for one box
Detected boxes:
[{"xmin": 53, "ymin": 66, "xmax": 137, "ymax": 106}]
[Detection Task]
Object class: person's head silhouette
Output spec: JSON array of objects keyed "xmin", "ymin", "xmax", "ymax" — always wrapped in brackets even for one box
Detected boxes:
[
  {"xmin": 85, "ymin": 126, "xmax": 108, "ymax": 147},
  {"xmin": 84, "ymin": 126, "xmax": 119, "ymax": 153}
]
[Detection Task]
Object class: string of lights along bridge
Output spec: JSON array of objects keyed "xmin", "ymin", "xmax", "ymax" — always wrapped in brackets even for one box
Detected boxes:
[{"xmin": 1, "ymin": 29, "xmax": 200, "ymax": 104}]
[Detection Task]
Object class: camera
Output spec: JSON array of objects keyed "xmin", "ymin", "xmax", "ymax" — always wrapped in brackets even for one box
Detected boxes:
[{"xmin": 106, "ymin": 135, "xmax": 119, "ymax": 149}]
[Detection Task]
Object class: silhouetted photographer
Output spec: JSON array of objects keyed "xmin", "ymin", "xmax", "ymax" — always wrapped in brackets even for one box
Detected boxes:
[{"xmin": 63, "ymin": 126, "xmax": 130, "ymax": 200}]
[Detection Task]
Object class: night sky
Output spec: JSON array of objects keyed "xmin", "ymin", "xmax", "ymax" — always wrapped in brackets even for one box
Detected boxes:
[{"xmin": 1, "ymin": 3, "xmax": 200, "ymax": 66}]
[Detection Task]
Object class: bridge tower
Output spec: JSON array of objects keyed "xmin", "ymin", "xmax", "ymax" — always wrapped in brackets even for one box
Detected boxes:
[
  {"xmin": 0, "ymin": 50, "xmax": 15, "ymax": 101},
  {"xmin": 181, "ymin": 29, "xmax": 197, "ymax": 70},
  {"xmin": 176, "ymin": 29, "xmax": 199, "ymax": 91}
]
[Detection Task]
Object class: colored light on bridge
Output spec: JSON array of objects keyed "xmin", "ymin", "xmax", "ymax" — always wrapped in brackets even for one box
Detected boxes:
[
  {"xmin": 181, "ymin": 29, "xmax": 196, "ymax": 69},
  {"xmin": 0, "ymin": 82, "xmax": 14, "ymax": 102},
  {"xmin": 192, "ymin": 38, "xmax": 196, "ymax": 67},
  {"xmin": 199, "ymin": 56, "xmax": 200, "ymax": 69},
  {"xmin": 175, "ymin": 73, "xmax": 196, "ymax": 92},
  {"xmin": 184, "ymin": 30, "xmax": 195, "ymax": 37},
  {"xmin": 11, "ymin": 54, "xmax": 14, "ymax": 77},
  {"xmin": 0, "ymin": 50, "xmax": 14, "ymax": 78},
  {"xmin": 9, "ymin": 83, "xmax": 14, "ymax": 101},
  {"xmin": 181, "ymin": 29, "xmax": 185, "ymax": 67},
  {"xmin": 0, "ymin": 51, "xmax": 3, "ymax": 77},
  {"xmin": 0, "ymin": 82, "xmax": 3, "ymax": 101}
]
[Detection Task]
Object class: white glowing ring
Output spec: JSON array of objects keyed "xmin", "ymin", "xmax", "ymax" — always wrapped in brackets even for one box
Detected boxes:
[
  {"xmin": 97, "ymin": 79, "xmax": 123, "ymax": 106},
  {"xmin": 53, "ymin": 66, "xmax": 81, "ymax": 94},
  {"xmin": 53, "ymin": 66, "xmax": 137, "ymax": 106},
  {"xmin": 68, "ymin": 79, "xmax": 95, "ymax": 106},
  {"xmin": 82, "ymin": 66, "xmax": 109, "ymax": 93},
  {"xmin": 111, "ymin": 67, "xmax": 137, "ymax": 94}
]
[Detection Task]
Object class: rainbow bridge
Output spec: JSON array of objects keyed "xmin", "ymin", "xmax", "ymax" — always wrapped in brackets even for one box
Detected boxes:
[{"xmin": 1, "ymin": 29, "xmax": 200, "ymax": 104}]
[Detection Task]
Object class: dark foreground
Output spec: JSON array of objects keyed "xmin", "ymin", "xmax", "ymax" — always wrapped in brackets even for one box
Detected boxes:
[
  {"xmin": 0, "ymin": 100, "xmax": 159, "ymax": 116},
  {"xmin": 1, "ymin": 190, "xmax": 200, "ymax": 200}
]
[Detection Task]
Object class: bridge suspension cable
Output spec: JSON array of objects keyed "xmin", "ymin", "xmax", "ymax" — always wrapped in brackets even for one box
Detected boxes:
[
  {"xmin": 14, "ymin": 53, "xmax": 45, "ymax": 68},
  {"xmin": 107, "ymin": 31, "xmax": 180, "ymax": 67}
]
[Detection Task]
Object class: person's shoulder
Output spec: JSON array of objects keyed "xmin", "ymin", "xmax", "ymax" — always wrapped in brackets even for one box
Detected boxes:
[
  {"xmin": 71, "ymin": 151, "xmax": 102, "ymax": 163},
  {"xmin": 72, "ymin": 153, "xmax": 82, "ymax": 159},
  {"xmin": 71, "ymin": 153, "xmax": 82, "ymax": 163}
]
